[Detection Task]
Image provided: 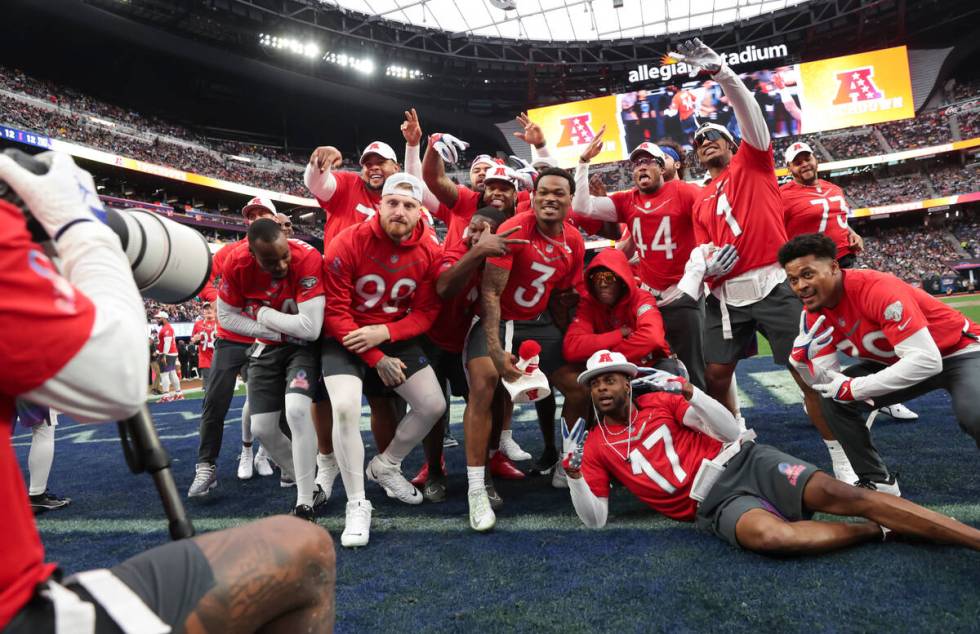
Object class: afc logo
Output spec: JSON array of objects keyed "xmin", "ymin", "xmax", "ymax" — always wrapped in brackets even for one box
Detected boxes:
[
  {"xmin": 557, "ymin": 114, "xmax": 597, "ymax": 148},
  {"xmin": 833, "ymin": 67, "xmax": 884, "ymax": 105}
]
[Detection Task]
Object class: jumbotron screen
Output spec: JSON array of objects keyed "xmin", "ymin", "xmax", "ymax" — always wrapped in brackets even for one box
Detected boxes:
[{"xmin": 529, "ymin": 45, "xmax": 914, "ymax": 167}]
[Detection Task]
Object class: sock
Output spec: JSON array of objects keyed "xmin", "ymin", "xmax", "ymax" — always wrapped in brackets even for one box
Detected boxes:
[
  {"xmin": 160, "ymin": 372, "xmax": 171, "ymax": 393},
  {"xmin": 500, "ymin": 429, "xmax": 514, "ymax": 443},
  {"xmin": 284, "ymin": 393, "xmax": 316, "ymax": 508},
  {"xmin": 241, "ymin": 398, "xmax": 253, "ymax": 444},
  {"xmin": 324, "ymin": 374, "xmax": 367, "ymax": 503},
  {"xmin": 377, "ymin": 451, "xmax": 400, "ymax": 470},
  {"xmin": 317, "ymin": 452, "xmax": 337, "ymax": 472},
  {"xmin": 28, "ymin": 423, "xmax": 55, "ymax": 496},
  {"xmin": 169, "ymin": 371, "xmax": 181, "ymax": 393},
  {"xmin": 467, "ymin": 466, "xmax": 485, "ymax": 494}
]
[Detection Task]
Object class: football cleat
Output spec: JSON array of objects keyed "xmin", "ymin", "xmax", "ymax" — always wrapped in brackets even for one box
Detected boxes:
[
  {"xmin": 366, "ymin": 455, "xmax": 423, "ymax": 505},
  {"xmin": 30, "ymin": 490, "xmax": 72, "ymax": 514},
  {"xmin": 158, "ymin": 394, "xmax": 174, "ymax": 403},
  {"xmin": 855, "ymin": 474, "xmax": 901, "ymax": 497},
  {"xmin": 292, "ymin": 504, "xmax": 316, "ymax": 523},
  {"xmin": 468, "ymin": 489, "xmax": 496, "ymax": 532},
  {"xmin": 489, "ymin": 452, "xmax": 526, "ymax": 480},
  {"xmin": 237, "ymin": 445, "xmax": 254, "ymax": 480},
  {"xmin": 187, "ymin": 463, "xmax": 217, "ymax": 498},
  {"xmin": 498, "ymin": 431, "xmax": 532, "ymax": 461},
  {"xmin": 411, "ymin": 457, "xmax": 446, "ymax": 488},
  {"xmin": 423, "ymin": 474, "xmax": 448, "ymax": 503},
  {"xmin": 443, "ymin": 426, "xmax": 459, "ymax": 448},
  {"xmin": 878, "ymin": 403, "xmax": 919, "ymax": 421},
  {"xmin": 529, "ymin": 447, "xmax": 559, "ymax": 476},
  {"xmin": 341, "ymin": 499, "xmax": 373, "ymax": 548},
  {"xmin": 311, "ymin": 484, "xmax": 328, "ymax": 510},
  {"xmin": 315, "ymin": 453, "xmax": 340, "ymax": 496},
  {"xmin": 280, "ymin": 474, "xmax": 296, "ymax": 488},
  {"xmin": 484, "ymin": 467, "xmax": 503, "ymax": 510},
  {"xmin": 172, "ymin": 393, "xmax": 185, "ymax": 401},
  {"xmin": 832, "ymin": 459, "xmax": 859, "ymax": 486},
  {"xmin": 253, "ymin": 446, "xmax": 274, "ymax": 477},
  {"xmin": 551, "ymin": 460, "xmax": 569, "ymax": 489}
]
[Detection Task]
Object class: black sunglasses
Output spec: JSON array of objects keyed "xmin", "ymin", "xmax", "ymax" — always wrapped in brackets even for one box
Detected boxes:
[
  {"xmin": 631, "ymin": 156, "xmax": 665, "ymax": 169},
  {"xmin": 694, "ymin": 129, "xmax": 728, "ymax": 147}
]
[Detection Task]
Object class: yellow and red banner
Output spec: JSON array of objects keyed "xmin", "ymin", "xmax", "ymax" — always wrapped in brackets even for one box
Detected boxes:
[{"xmin": 526, "ymin": 95, "xmax": 623, "ymax": 168}]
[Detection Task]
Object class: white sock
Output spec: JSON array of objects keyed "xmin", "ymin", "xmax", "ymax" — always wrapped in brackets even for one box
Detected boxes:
[
  {"xmin": 500, "ymin": 429, "xmax": 514, "ymax": 443},
  {"xmin": 317, "ymin": 452, "xmax": 337, "ymax": 472},
  {"xmin": 325, "ymin": 374, "xmax": 366, "ymax": 502},
  {"xmin": 728, "ymin": 374, "xmax": 741, "ymax": 419},
  {"xmin": 241, "ymin": 398, "xmax": 253, "ymax": 443},
  {"xmin": 160, "ymin": 372, "xmax": 171, "ymax": 392},
  {"xmin": 284, "ymin": 393, "xmax": 317, "ymax": 507},
  {"xmin": 385, "ymin": 367, "xmax": 446, "ymax": 462},
  {"xmin": 169, "ymin": 371, "xmax": 181, "ymax": 393},
  {"xmin": 467, "ymin": 466, "xmax": 485, "ymax": 494},
  {"xmin": 376, "ymin": 452, "xmax": 400, "ymax": 469},
  {"xmin": 28, "ymin": 422, "xmax": 55, "ymax": 496},
  {"xmin": 251, "ymin": 410, "xmax": 294, "ymax": 481}
]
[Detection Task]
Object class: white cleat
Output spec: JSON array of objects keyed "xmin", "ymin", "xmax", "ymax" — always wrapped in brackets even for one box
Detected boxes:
[
  {"xmin": 315, "ymin": 454, "xmax": 340, "ymax": 501},
  {"xmin": 878, "ymin": 403, "xmax": 919, "ymax": 421},
  {"xmin": 341, "ymin": 499, "xmax": 373, "ymax": 548},
  {"xmin": 253, "ymin": 446, "xmax": 274, "ymax": 477},
  {"xmin": 468, "ymin": 488, "xmax": 496, "ymax": 532},
  {"xmin": 832, "ymin": 460, "xmax": 859, "ymax": 486},
  {"xmin": 237, "ymin": 445, "xmax": 254, "ymax": 480},
  {"xmin": 551, "ymin": 460, "xmax": 569, "ymax": 489},
  {"xmin": 366, "ymin": 455, "xmax": 422, "ymax": 505},
  {"xmin": 856, "ymin": 475, "xmax": 901, "ymax": 497},
  {"xmin": 499, "ymin": 431, "xmax": 532, "ymax": 462}
]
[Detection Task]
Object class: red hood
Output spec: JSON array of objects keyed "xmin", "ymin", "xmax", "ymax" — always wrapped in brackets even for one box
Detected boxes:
[{"xmin": 584, "ymin": 248, "xmax": 637, "ymax": 302}]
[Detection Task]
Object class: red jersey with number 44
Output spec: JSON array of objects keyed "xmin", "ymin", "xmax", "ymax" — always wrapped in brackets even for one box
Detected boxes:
[
  {"xmin": 192, "ymin": 318, "xmax": 217, "ymax": 368},
  {"xmin": 323, "ymin": 215, "xmax": 443, "ymax": 366},
  {"xmin": 313, "ymin": 170, "xmax": 382, "ymax": 245},
  {"xmin": 807, "ymin": 269, "xmax": 980, "ymax": 366},
  {"xmin": 487, "ymin": 212, "xmax": 585, "ymax": 321},
  {"xmin": 580, "ymin": 392, "xmax": 722, "ymax": 521},
  {"xmin": 157, "ymin": 323, "xmax": 177, "ymax": 354},
  {"xmin": 693, "ymin": 143, "xmax": 787, "ymax": 288},
  {"xmin": 220, "ymin": 240, "xmax": 325, "ymax": 345},
  {"xmin": 427, "ymin": 244, "xmax": 481, "ymax": 353},
  {"xmin": 609, "ymin": 180, "xmax": 701, "ymax": 291},
  {"xmin": 781, "ymin": 179, "xmax": 855, "ymax": 258}
]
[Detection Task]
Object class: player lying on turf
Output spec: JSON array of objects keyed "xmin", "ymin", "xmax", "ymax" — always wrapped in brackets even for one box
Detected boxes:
[{"xmin": 563, "ymin": 349, "xmax": 980, "ymax": 555}]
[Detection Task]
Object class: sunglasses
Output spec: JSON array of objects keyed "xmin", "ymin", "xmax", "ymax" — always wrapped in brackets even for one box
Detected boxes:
[
  {"xmin": 694, "ymin": 129, "xmax": 728, "ymax": 147},
  {"xmin": 590, "ymin": 271, "xmax": 620, "ymax": 286},
  {"xmin": 631, "ymin": 156, "xmax": 665, "ymax": 169}
]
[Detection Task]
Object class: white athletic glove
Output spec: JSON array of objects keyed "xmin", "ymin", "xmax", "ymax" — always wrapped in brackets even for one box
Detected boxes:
[
  {"xmin": 812, "ymin": 371, "xmax": 872, "ymax": 406},
  {"xmin": 561, "ymin": 417, "xmax": 588, "ymax": 471},
  {"xmin": 429, "ymin": 133, "xmax": 470, "ymax": 165},
  {"xmin": 669, "ymin": 38, "xmax": 724, "ymax": 74},
  {"xmin": 631, "ymin": 369, "xmax": 687, "ymax": 396},
  {"xmin": 705, "ymin": 244, "xmax": 739, "ymax": 278},
  {"xmin": 507, "ymin": 155, "xmax": 538, "ymax": 191},
  {"xmin": 0, "ymin": 149, "xmax": 106, "ymax": 241},
  {"xmin": 790, "ymin": 313, "xmax": 835, "ymax": 377}
]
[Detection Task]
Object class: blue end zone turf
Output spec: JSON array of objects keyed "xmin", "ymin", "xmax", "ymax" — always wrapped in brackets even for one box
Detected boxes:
[{"xmin": 15, "ymin": 357, "xmax": 980, "ymax": 631}]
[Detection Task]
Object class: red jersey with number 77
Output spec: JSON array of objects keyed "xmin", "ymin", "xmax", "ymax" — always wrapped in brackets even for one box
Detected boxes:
[
  {"xmin": 486, "ymin": 211, "xmax": 585, "ymax": 321},
  {"xmin": 192, "ymin": 318, "xmax": 217, "ymax": 368},
  {"xmin": 323, "ymin": 215, "xmax": 443, "ymax": 366},
  {"xmin": 219, "ymin": 239, "xmax": 325, "ymax": 345},
  {"xmin": 780, "ymin": 179, "xmax": 855, "ymax": 258},
  {"xmin": 579, "ymin": 392, "xmax": 722, "ymax": 521},
  {"xmin": 692, "ymin": 142, "xmax": 787, "ymax": 288},
  {"xmin": 313, "ymin": 170, "xmax": 382, "ymax": 245}
]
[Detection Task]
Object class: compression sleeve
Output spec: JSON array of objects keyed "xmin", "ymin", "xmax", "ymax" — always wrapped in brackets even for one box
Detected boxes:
[
  {"xmin": 572, "ymin": 162, "xmax": 618, "ymax": 221},
  {"xmin": 712, "ymin": 64, "xmax": 770, "ymax": 151},
  {"xmin": 304, "ymin": 162, "xmax": 338, "ymax": 202},
  {"xmin": 849, "ymin": 328, "xmax": 943, "ymax": 400},
  {"xmin": 256, "ymin": 296, "xmax": 326, "ymax": 342},
  {"xmin": 681, "ymin": 386, "xmax": 741, "ymax": 443},
  {"xmin": 217, "ymin": 298, "xmax": 281, "ymax": 341},
  {"xmin": 567, "ymin": 476, "xmax": 609, "ymax": 529}
]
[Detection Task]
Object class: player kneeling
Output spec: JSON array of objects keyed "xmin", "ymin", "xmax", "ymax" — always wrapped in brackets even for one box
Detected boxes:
[
  {"xmin": 322, "ymin": 173, "xmax": 446, "ymax": 548},
  {"xmin": 564, "ymin": 350, "xmax": 980, "ymax": 555}
]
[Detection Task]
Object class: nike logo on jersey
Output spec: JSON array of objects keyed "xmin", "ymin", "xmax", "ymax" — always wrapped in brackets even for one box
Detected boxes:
[
  {"xmin": 369, "ymin": 255, "xmax": 419, "ymax": 274},
  {"xmin": 844, "ymin": 320, "xmax": 862, "ymax": 338},
  {"xmin": 897, "ymin": 317, "xmax": 913, "ymax": 331}
]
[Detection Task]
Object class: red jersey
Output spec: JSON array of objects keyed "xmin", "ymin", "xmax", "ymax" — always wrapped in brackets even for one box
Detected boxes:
[
  {"xmin": 515, "ymin": 198, "xmax": 606, "ymax": 236},
  {"xmin": 314, "ymin": 170, "xmax": 382, "ymax": 245},
  {"xmin": 427, "ymin": 245, "xmax": 481, "ymax": 353},
  {"xmin": 219, "ymin": 239, "xmax": 325, "ymax": 345},
  {"xmin": 609, "ymin": 180, "xmax": 700, "ymax": 291},
  {"xmin": 486, "ymin": 212, "xmax": 585, "ymax": 321},
  {"xmin": 580, "ymin": 392, "xmax": 722, "ymax": 521},
  {"xmin": 781, "ymin": 179, "xmax": 855, "ymax": 259},
  {"xmin": 192, "ymin": 318, "xmax": 217, "ymax": 368},
  {"xmin": 323, "ymin": 215, "xmax": 443, "ymax": 366},
  {"xmin": 693, "ymin": 143, "xmax": 787, "ymax": 288},
  {"xmin": 442, "ymin": 184, "xmax": 482, "ymax": 250},
  {"xmin": 0, "ymin": 200, "xmax": 95, "ymax": 627},
  {"xmin": 157, "ymin": 322, "xmax": 177, "ymax": 355},
  {"xmin": 201, "ymin": 238, "xmax": 254, "ymax": 345},
  {"xmin": 808, "ymin": 269, "xmax": 980, "ymax": 366}
]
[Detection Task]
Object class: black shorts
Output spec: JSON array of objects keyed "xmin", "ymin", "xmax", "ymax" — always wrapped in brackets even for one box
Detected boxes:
[
  {"xmin": 160, "ymin": 354, "xmax": 178, "ymax": 373},
  {"xmin": 695, "ymin": 442, "xmax": 820, "ymax": 549},
  {"xmin": 422, "ymin": 336, "xmax": 468, "ymax": 398},
  {"xmin": 246, "ymin": 342, "xmax": 319, "ymax": 414},
  {"xmin": 321, "ymin": 337, "xmax": 430, "ymax": 397},
  {"xmin": 704, "ymin": 281, "xmax": 803, "ymax": 366},
  {"xmin": 465, "ymin": 312, "xmax": 564, "ymax": 376},
  {"xmin": 5, "ymin": 539, "xmax": 214, "ymax": 634},
  {"xmin": 212, "ymin": 338, "xmax": 251, "ymax": 381}
]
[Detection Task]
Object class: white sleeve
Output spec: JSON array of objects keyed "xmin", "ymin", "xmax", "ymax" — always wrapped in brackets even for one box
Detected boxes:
[
  {"xmin": 303, "ymin": 162, "xmax": 338, "ymax": 202},
  {"xmin": 567, "ymin": 475, "xmax": 609, "ymax": 529},
  {"xmin": 572, "ymin": 163, "xmax": 618, "ymax": 222},
  {"xmin": 256, "ymin": 296, "xmax": 325, "ymax": 342},
  {"xmin": 681, "ymin": 386, "xmax": 741, "ymax": 443},
  {"xmin": 217, "ymin": 298, "xmax": 281, "ymax": 341},
  {"xmin": 712, "ymin": 65, "xmax": 770, "ymax": 151},
  {"xmin": 163, "ymin": 336, "xmax": 174, "ymax": 353},
  {"xmin": 676, "ymin": 246, "xmax": 708, "ymax": 300},
  {"xmin": 849, "ymin": 328, "xmax": 943, "ymax": 400},
  {"xmin": 404, "ymin": 143, "xmax": 442, "ymax": 211},
  {"xmin": 533, "ymin": 145, "xmax": 551, "ymax": 159},
  {"xmin": 23, "ymin": 222, "xmax": 148, "ymax": 422}
]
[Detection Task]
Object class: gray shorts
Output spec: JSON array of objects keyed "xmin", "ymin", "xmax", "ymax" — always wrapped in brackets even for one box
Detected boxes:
[
  {"xmin": 465, "ymin": 312, "xmax": 564, "ymax": 376},
  {"xmin": 695, "ymin": 442, "xmax": 819, "ymax": 548},
  {"xmin": 704, "ymin": 281, "xmax": 803, "ymax": 366},
  {"xmin": 321, "ymin": 337, "xmax": 430, "ymax": 397},
  {"xmin": 246, "ymin": 342, "xmax": 318, "ymax": 414}
]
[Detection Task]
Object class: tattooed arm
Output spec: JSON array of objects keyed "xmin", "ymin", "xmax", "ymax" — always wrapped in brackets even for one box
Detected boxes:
[{"xmin": 481, "ymin": 262, "xmax": 521, "ymax": 382}]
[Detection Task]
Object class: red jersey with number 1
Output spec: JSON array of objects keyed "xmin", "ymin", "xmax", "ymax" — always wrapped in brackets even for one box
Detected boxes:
[
  {"xmin": 192, "ymin": 318, "xmax": 217, "ymax": 368},
  {"xmin": 219, "ymin": 240, "xmax": 325, "ymax": 345},
  {"xmin": 692, "ymin": 143, "xmax": 787, "ymax": 288},
  {"xmin": 781, "ymin": 179, "xmax": 855, "ymax": 258},
  {"xmin": 487, "ymin": 211, "xmax": 585, "ymax": 321}
]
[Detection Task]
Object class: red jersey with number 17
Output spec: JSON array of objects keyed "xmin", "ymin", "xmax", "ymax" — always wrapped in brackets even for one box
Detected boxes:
[
  {"xmin": 219, "ymin": 240, "xmax": 325, "ymax": 345},
  {"xmin": 692, "ymin": 143, "xmax": 787, "ymax": 288},
  {"xmin": 487, "ymin": 211, "xmax": 585, "ymax": 321},
  {"xmin": 192, "ymin": 318, "xmax": 217, "ymax": 368},
  {"xmin": 780, "ymin": 179, "xmax": 855, "ymax": 258}
]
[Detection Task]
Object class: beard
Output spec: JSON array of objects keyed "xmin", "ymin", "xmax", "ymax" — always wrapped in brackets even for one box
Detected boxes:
[{"xmin": 704, "ymin": 154, "xmax": 730, "ymax": 171}]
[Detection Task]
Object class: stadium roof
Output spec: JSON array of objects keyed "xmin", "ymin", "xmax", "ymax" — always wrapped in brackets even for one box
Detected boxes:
[{"xmin": 323, "ymin": 0, "xmax": 812, "ymax": 42}]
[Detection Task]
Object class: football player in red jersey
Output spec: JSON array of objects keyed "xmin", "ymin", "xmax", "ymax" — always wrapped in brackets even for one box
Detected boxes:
[
  {"xmin": 0, "ymin": 152, "xmax": 335, "ymax": 633},
  {"xmin": 154, "ymin": 310, "xmax": 182, "ymax": 401},
  {"xmin": 219, "ymin": 218, "xmax": 328, "ymax": 519},
  {"xmin": 463, "ymin": 167, "xmax": 590, "ymax": 531},
  {"xmin": 565, "ymin": 351, "xmax": 980, "ymax": 555},
  {"xmin": 191, "ymin": 196, "xmax": 277, "ymax": 496},
  {"xmin": 780, "ymin": 234, "xmax": 980, "ymax": 493},
  {"xmin": 321, "ymin": 173, "xmax": 446, "ymax": 548},
  {"xmin": 190, "ymin": 302, "xmax": 217, "ymax": 393},
  {"xmin": 574, "ymin": 138, "xmax": 707, "ymax": 389}
]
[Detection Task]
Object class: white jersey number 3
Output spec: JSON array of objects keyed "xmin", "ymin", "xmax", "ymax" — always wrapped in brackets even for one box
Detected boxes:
[
  {"xmin": 513, "ymin": 261, "xmax": 556, "ymax": 308},
  {"xmin": 632, "ymin": 216, "xmax": 677, "ymax": 260}
]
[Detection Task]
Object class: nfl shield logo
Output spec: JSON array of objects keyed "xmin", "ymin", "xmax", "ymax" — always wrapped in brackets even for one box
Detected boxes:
[{"xmin": 390, "ymin": 255, "xmax": 399, "ymax": 263}]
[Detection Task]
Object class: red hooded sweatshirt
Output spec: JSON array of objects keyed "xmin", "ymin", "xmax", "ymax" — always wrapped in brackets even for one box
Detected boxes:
[{"xmin": 563, "ymin": 248, "xmax": 670, "ymax": 366}]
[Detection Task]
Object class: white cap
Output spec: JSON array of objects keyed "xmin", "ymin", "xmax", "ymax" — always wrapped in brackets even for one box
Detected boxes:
[
  {"xmin": 155, "ymin": 311, "xmax": 169, "ymax": 320},
  {"xmin": 694, "ymin": 122, "xmax": 736, "ymax": 146},
  {"xmin": 784, "ymin": 141, "xmax": 815, "ymax": 165},
  {"xmin": 242, "ymin": 196, "xmax": 277, "ymax": 217},
  {"xmin": 483, "ymin": 164, "xmax": 519, "ymax": 188},
  {"xmin": 381, "ymin": 172, "xmax": 424, "ymax": 202},
  {"xmin": 470, "ymin": 154, "xmax": 498, "ymax": 169},
  {"xmin": 629, "ymin": 142, "xmax": 666, "ymax": 164},
  {"xmin": 532, "ymin": 155, "xmax": 559, "ymax": 169},
  {"xmin": 577, "ymin": 350, "xmax": 639, "ymax": 385},
  {"xmin": 360, "ymin": 141, "xmax": 398, "ymax": 164}
]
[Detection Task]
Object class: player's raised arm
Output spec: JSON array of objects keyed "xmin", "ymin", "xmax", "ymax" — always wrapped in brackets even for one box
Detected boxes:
[
  {"xmin": 572, "ymin": 126, "xmax": 618, "ymax": 221},
  {"xmin": 304, "ymin": 145, "xmax": 343, "ymax": 201},
  {"xmin": 422, "ymin": 131, "xmax": 468, "ymax": 208},
  {"xmin": 401, "ymin": 108, "xmax": 443, "ymax": 212}
]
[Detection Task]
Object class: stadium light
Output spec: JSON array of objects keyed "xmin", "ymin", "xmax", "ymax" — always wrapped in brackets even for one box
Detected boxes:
[
  {"xmin": 323, "ymin": 50, "xmax": 376, "ymax": 75},
  {"xmin": 385, "ymin": 65, "xmax": 425, "ymax": 80},
  {"xmin": 258, "ymin": 33, "xmax": 321, "ymax": 59}
]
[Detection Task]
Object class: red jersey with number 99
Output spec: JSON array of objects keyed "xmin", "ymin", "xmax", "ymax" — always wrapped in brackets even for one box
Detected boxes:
[
  {"xmin": 219, "ymin": 239, "xmax": 325, "ymax": 345},
  {"xmin": 580, "ymin": 392, "xmax": 722, "ymax": 521},
  {"xmin": 487, "ymin": 211, "xmax": 585, "ymax": 321},
  {"xmin": 192, "ymin": 318, "xmax": 217, "ymax": 368},
  {"xmin": 780, "ymin": 179, "xmax": 855, "ymax": 258}
]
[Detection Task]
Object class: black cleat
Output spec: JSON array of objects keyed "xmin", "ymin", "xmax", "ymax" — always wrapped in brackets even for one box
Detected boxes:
[
  {"xmin": 312, "ymin": 484, "xmax": 328, "ymax": 509},
  {"xmin": 529, "ymin": 447, "xmax": 559, "ymax": 476},
  {"xmin": 292, "ymin": 504, "xmax": 316, "ymax": 522},
  {"xmin": 30, "ymin": 490, "xmax": 72, "ymax": 515}
]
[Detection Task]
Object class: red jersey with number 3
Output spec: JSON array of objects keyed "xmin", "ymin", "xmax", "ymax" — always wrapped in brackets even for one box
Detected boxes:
[
  {"xmin": 781, "ymin": 179, "xmax": 855, "ymax": 258},
  {"xmin": 427, "ymin": 244, "xmax": 481, "ymax": 353},
  {"xmin": 609, "ymin": 180, "xmax": 701, "ymax": 291},
  {"xmin": 487, "ymin": 211, "xmax": 585, "ymax": 321},
  {"xmin": 192, "ymin": 318, "xmax": 217, "ymax": 368},
  {"xmin": 693, "ymin": 143, "xmax": 787, "ymax": 287},
  {"xmin": 220, "ymin": 240, "xmax": 325, "ymax": 345},
  {"xmin": 580, "ymin": 392, "xmax": 722, "ymax": 521},
  {"xmin": 313, "ymin": 170, "xmax": 382, "ymax": 245},
  {"xmin": 806, "ymin": 269, "xmax": 980, "ymax": 366},
  {"xmin": 323, "ymin": 215, "xmax": 443, "ymax": 366}
]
